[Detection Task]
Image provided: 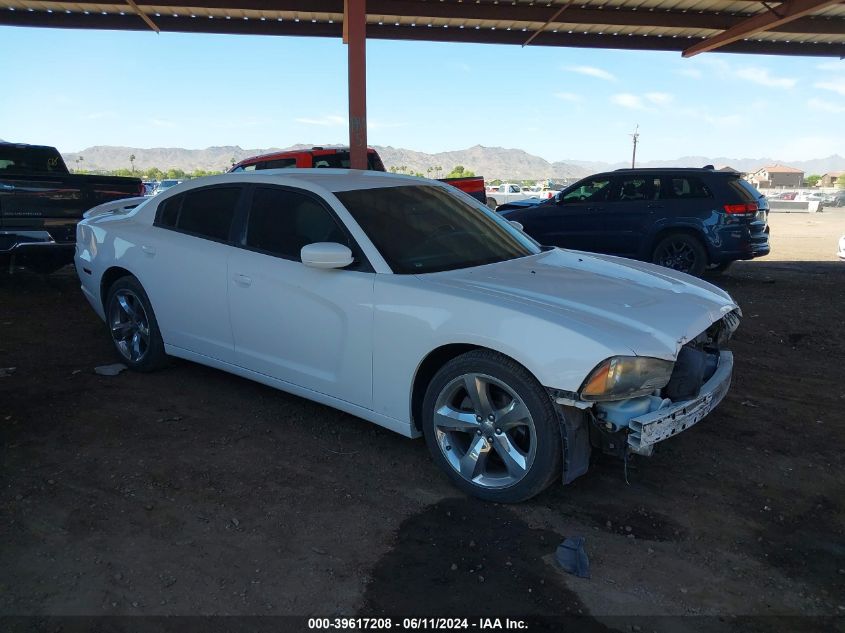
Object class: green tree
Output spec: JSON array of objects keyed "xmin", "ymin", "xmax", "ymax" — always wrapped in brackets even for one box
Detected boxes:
[
  {"xmin": 129, "ymin": 153, "xmax": 136, "ymax": 174},
  {"xmin": 445, "ymin": 165, "xmax": 475, "ymax": 178},
  {"xmin": 144, "ymin": 167, "xmax": 164, "ymax": 181},
  {"xmin": 837, "ymin": 173, "xmax": 845, "ymax": 188},
  {"xmin": 165, "ymin": 168, "xmax": 186, "ymax": 179},
  {"xmin": 804, "ymin": 174, "xmax": 821, "ymax": 187}
]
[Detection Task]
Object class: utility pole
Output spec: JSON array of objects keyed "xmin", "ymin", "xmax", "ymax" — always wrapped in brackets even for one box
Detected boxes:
[{"xmin": 630, "ymin": 124, "xmax": 640, "ymax": 168}]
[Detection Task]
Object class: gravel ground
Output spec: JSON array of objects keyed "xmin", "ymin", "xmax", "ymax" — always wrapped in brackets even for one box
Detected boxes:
[{"xmin": 1, "ymin": 210, "xmax": 843, "ymax": 631}]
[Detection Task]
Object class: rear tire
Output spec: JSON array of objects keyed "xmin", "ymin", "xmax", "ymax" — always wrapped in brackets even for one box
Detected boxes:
[
  {"xmin": 421, "ymin": 350, "xmax": 562, "ymax": 503},
  {"xmin": 651, "ymin": 233, "xmax": 707, "ymax": 277},
  {"xmin": 105, "ymin": 276, "xmax": 167, "ymax": 372}
]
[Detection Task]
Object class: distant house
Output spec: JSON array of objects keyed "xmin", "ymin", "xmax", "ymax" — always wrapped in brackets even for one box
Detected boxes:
[
  {"xmin": 716, "ymin": 165, "xmax": 743, "ymax": 176},
  {"xmin": 819, "ymin": 171, "xmax": 844, "ymax": 188},
  {"xmin": 747, "ymin": 164, "xmax": 804, "ymax": 188}
]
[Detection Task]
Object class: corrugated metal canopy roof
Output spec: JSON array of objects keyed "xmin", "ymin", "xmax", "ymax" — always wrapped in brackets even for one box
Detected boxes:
[{"xmin": 1, "ymin": 0, "xmax": 843, "ymax": 57}]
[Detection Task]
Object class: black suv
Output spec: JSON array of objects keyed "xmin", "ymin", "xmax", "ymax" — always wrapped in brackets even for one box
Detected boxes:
[{"xmin": 498, "ymin": 167, "xmax": 770, "ymax": 276}]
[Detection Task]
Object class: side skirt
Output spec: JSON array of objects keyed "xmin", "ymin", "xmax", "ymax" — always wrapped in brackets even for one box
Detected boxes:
[{"xmin": 164, "ymin": 344, "xmax": 417, "ymax": 439}]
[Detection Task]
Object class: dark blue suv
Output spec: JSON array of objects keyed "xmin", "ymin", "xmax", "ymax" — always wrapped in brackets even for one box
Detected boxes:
[{"xmin": 497, "ymin": 167, "xmax": 770, "ymax": 276}]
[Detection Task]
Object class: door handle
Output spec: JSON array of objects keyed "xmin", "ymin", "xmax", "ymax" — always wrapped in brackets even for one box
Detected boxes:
[
  {"xmin": 141, "ymin": 245, "xmax": 156, "ymax": 256},
  {"xmin": 233, "ymin": 274, "xmax": 252, "ymax": 287}
]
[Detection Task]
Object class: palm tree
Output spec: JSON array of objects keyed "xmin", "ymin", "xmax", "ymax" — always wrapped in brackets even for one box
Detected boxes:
[{"xmin": 130, "ymin": 154, "xmax": 136, "ymax": 173}]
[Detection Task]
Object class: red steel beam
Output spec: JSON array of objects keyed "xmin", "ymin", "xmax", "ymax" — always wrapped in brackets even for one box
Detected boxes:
[
  {"xmin": 682, "ymin": 0, "xmax": 844, "ymax": 56},
  {"xmin": 346, "ymin": 0, "xmax": 367, "ymax": 170}
]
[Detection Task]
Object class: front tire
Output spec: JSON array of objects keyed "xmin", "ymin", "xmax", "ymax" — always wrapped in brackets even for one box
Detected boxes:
[
  {"xmin": 105, "ymin": 276, "xmax": 167, "ymax": 372},
  {"xmin": 421, "ymin": 350, "xmax": 562, "ymax": 503},
  {"xmin": 651, "ymin": 233, "xmax": 708, "ymax": 277}
]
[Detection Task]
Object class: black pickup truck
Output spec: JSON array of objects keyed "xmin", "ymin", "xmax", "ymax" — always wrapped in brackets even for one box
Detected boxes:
[{"xmin": 0, "ymin": 142, "xmax": 144, "ymax": 273}]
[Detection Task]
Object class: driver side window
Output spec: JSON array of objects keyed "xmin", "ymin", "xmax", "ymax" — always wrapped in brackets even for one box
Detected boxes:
[
  {"xmin": 561, "ymin": 178, "xmax": 611, "ymax": 203},
  {"xmin": 244, "ymin": 187, "xmax": 349, "ymax": 262}
]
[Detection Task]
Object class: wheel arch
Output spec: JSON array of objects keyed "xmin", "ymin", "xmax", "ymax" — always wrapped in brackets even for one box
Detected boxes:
[
  {"xmin": 100, "ymin": 266, "xmax": 135, "ymax": 311},
  {"xmin": 410, "ymin": 343, "xmax": 540, "ymax": 434},
  {"xmin": 646, "ymin": 225, "xmax": 712, "ymax": 263}
]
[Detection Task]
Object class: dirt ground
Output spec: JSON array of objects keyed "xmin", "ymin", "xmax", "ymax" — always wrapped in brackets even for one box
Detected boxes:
[{"xmin": 1, "ymin": 210, "xmax": 843, "ymax": 631}]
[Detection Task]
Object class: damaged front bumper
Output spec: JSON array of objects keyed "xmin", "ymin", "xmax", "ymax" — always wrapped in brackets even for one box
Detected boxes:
[
  {"xmin": 554, "ymin": 350, "xmax": 734, "ymax": 484},
  {"xmin": 627, "ymin": 350, "xmax": 733, "ymax": 453}
]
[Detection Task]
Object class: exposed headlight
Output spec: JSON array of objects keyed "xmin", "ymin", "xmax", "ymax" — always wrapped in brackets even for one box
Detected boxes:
[{"xmin": 580, "ymin": 356, "xmax": 674, "ymax": 402}]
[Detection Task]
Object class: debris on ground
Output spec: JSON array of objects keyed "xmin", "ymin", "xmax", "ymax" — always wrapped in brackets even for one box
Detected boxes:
[
  {"xmin": 555, "ymin": 537, "xmax": 590, "ymax": 579},
  {"xmin": 94, "ymin": 363, "xmax": 127, "ymax": 376}
]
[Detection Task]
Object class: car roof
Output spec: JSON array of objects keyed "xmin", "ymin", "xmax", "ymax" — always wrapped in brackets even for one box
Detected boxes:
[
  {"xmin": 602, "ymin": 167, "xmax": 735, "ymax": 177},
  {"xmin": 156, "ymin": 169, "xmax": 432, "ymax": 196}
]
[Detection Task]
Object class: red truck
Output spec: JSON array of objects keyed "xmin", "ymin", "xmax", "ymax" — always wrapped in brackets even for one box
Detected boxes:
[{"xmin": 229, "ymin": 147, "xmax": 488, "ymax": 206}]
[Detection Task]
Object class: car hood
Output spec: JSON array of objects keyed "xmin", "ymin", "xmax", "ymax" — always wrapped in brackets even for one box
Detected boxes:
[{"xmin": 419, "ymin": 249, "xmax": 739, "ymax": 360}]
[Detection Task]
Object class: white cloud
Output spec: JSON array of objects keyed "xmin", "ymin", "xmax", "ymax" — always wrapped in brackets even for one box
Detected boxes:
[
  {"xmin": 808, "ymin": 98, "xmax": 845, "ymax": 113},
  {"xmin": 814, "ymin": 78, "xmax": 845, "ymax": 97},
  {"xmin": 554, "ymin": 92, "xmax": 583, "ymax": 102},
  {"xmin": 734, "ymin": 67, "xmax": 796, "ymax": 89},
  {"xmin": 565, "ymin": 65, "xmax": 616, "ymax": 81},
  {"xmin": 677, "ymin": 68, "xmax": 702, "ymax": 79},
  {"xmin": 295, "ymin": 115, "xmax": 346, "ymax": 126},
  {"xmin": 611, "ymin": 93, "xmax": 673, "ymax": 110},
  {"xmin": 611, "ymin": 93, "xmax": 645, "ymax": 110},
  {"xmin": 645, "ymin": 92, "xmax": 672, "ymax": 105}
]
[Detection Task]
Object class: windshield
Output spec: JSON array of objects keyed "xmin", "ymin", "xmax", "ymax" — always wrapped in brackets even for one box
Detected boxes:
[{"xmin": 334, "ymin": 184, "xmax": 540, "ymax": 274}]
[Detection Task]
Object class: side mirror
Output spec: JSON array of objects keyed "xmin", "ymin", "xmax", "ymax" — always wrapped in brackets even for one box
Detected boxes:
[
  {"xmin": 301, "ymin": 242, "xmax": 353, "ymax": 269},
  {"xmin": 509, "ymin": 220, "xmax": 524, "ymax": 232}
]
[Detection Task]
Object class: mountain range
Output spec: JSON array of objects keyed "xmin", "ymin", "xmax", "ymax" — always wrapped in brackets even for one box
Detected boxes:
[{"xmin": 60, "ymin": 144, "xmax": 845, "ymax": 181}]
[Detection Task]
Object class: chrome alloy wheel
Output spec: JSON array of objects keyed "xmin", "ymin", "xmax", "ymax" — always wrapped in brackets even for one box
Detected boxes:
[
  {"xmin": 433, "ymin": 373, "xmax": 537, "ymax": 489},
  {"xmin": 108, "ymin": 289, "xmax": 151, "ymax": 363}
]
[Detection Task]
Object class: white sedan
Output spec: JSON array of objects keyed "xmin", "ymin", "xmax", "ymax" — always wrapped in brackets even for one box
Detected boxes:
[{"xmin": 75, "ymin": 170, "xmax": 740, "ymax": 502}]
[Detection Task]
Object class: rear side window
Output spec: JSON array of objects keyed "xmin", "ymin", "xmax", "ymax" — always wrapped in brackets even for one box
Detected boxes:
[
  {"xmin": 245, "ymin": 187, "xmax": 348, "ymax": 260},
  {"xmin": 0, "ymin": 145, "xmax": 67, "ymax": 174},
  {"xmin": 612, "ymin": 177, "xmax": 660, "ymax": 201},
  {"xmin": 660, "ymin": 176, "xmax": 712, "ymax": 200},
  {"xmin": 157, "ymin": 194, "xmax": 182, "ymax": 228},
  {"xmin": 727, "ymin": 178, "xmax": 763, "ymax": 203},
  {"xmin": 156, "ymin": 187, "xmax": 240, "ymax": 242}
]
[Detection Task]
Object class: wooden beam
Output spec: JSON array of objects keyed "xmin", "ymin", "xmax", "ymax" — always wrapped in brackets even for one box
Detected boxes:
[
  {"xmin": 682, "ymin": 0, "xmax": 844, "ymax": 57},
  {"xmin": 124, "ymin": 0, "xmax": 159, "ymax": 32}
]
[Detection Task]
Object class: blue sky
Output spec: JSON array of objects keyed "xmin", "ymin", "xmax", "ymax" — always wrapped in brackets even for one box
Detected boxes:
[{"xmin": 1, "ymin": 26, "xmax": 843, "ymax": 163}]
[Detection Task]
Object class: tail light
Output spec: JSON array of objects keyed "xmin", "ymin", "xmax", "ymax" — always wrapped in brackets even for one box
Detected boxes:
[{"xmin": 724, "ymin": 202, "xmax": 758, "ymax": 215}]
